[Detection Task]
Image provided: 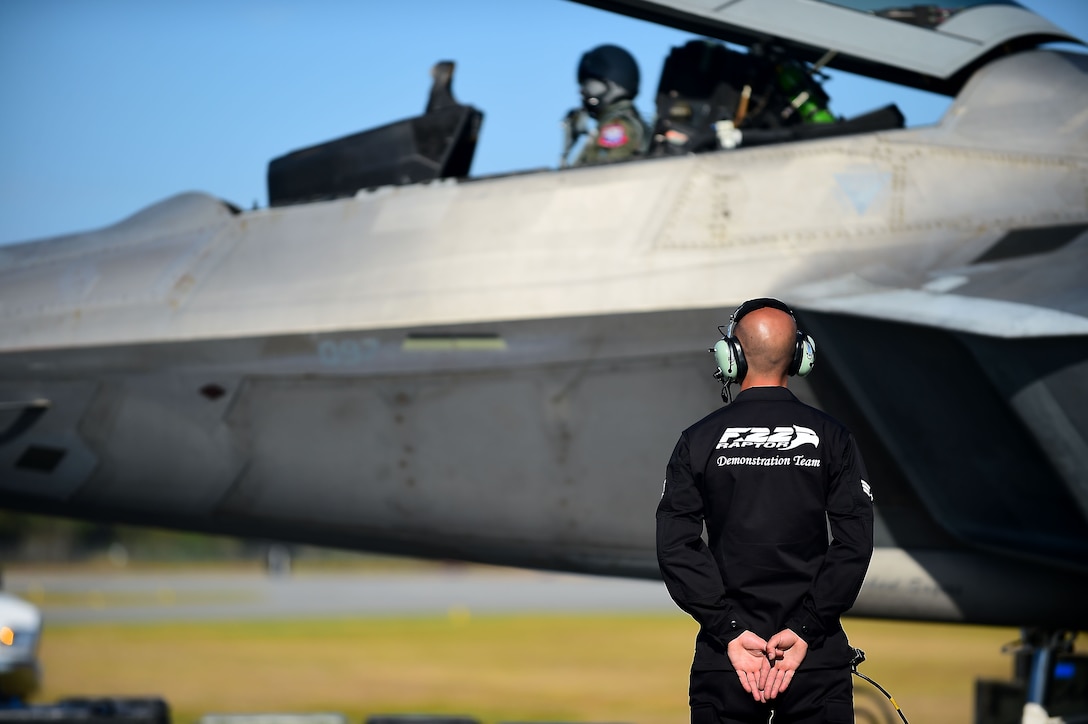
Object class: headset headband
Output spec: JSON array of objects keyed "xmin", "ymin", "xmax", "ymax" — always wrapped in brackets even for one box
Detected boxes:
[{"xmin": 726, "ymin": 297, "xmax": 796, "ymax": 337}]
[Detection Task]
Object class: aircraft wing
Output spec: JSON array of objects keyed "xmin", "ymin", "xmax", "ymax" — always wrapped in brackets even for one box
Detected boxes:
[
  {"xmin": 787, "ymin": 222, "xmax": 1088, "ymax": 576},
  {"xmin": 571, "ymin": 0, "xmax": 1082, "ymax": 93},
  {"xmin": 796, "ymin": 222, "xmax": 1088, "ymax": 338}
]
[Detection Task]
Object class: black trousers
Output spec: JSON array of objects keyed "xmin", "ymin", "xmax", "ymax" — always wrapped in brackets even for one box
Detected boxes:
[{"xmin": 690, "ymin": 666, "xmax": 854, "ymax": 724}]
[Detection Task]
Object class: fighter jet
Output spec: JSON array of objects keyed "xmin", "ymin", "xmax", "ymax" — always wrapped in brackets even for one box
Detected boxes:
[{"xmin": 1, "ymin": 0, "xmax": 1086, "ymax": 720}]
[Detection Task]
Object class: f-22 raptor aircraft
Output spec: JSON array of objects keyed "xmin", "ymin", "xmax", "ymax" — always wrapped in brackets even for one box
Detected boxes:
[{"xmin": 1, "ymin": 0, "xmax": 1087, "ymax": 720}]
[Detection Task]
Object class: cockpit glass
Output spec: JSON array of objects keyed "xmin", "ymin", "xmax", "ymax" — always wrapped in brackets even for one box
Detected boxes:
[{"xmin": 816, "ymin": 0, "xmax": 1025, "ymax": 29}]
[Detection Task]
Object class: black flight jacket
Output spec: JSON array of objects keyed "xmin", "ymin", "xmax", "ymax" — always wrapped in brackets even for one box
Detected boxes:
[{"xmin": 656, "ymin": 386, "xmax": 874, "ymax": 670}]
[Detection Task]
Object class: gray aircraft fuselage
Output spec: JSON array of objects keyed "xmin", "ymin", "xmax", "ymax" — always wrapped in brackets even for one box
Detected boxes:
[{"xmin": 1, "ymin": 46, "xmax": 1087, "ymax": 630}]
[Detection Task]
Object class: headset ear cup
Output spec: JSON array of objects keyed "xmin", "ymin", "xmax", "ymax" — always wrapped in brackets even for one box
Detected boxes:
[
  {"xmin": 795, "ymin": 334, "xmax": 817, "ymax": 377},
  {"xmin": 789, "ymin": 331, "xmax": 806, "ymax": 376},
  {"xmin": 714, "ymin": 338, "xmax": 746, "ymax": 383}
]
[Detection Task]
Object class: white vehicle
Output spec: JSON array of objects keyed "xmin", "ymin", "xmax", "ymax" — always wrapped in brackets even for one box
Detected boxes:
[{"xmin": 0, "ymin": 592, "xmax": 41, "ymax": 705}]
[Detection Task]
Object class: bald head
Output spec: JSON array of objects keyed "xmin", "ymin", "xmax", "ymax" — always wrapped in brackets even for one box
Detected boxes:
[{"xmin": 735, "ymin": 306, "xmax": 797, "ymax": 387}]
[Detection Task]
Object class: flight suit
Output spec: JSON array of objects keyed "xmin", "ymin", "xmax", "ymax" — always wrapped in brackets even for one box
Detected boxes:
[
  {"xmin": 576, "ymin": 99, "xmax": 649, "ymax": 166},
  {"xmin": 656, "ymin": 386, "xmax": 874, "ymax": 723}
]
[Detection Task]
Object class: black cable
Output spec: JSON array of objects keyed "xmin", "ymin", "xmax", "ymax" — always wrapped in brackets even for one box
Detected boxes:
[{"xmin": 851, "ymin": 648, "xmax": 910, "ymax": 724}]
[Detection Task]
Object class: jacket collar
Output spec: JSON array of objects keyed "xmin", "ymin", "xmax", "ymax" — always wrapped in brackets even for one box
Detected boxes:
[{"xmin": 734, "ymin": 386, "xmax": 797, "ymax": 403}]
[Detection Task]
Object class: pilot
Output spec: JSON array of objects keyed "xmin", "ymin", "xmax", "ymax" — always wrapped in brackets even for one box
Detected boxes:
[
  {"xmin": 656, "ymin": 298, "xmax": 874, "ymax": 724},
  {"xmin": 565, "ymin": 44, "xmax": 650, "ymax": 166}
]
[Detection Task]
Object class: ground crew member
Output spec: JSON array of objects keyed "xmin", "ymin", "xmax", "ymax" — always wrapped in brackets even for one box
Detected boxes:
[
  {"xmin": 656, "ymin": 298, "xmax": 874, "ymax": 724},
  {"xmin": 563, "ymin": 44, "xmax": 650, "ymax": 167}
]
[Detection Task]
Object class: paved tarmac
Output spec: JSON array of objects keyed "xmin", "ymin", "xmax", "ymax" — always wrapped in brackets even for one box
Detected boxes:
[{"xmin": 2, "ymin": 566, "xmax": 679, "ymax": 624}]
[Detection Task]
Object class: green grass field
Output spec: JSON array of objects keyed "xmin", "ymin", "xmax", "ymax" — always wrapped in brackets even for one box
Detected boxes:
[{"xmin": 32, "ymin": 613, "xmax": 1036, "ymax": 724}]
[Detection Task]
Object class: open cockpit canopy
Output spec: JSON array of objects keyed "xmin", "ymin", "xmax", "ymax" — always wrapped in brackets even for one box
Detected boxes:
[{"xmin": 572, "ymin": 0, "xmax": 1082, "ymax": 94}]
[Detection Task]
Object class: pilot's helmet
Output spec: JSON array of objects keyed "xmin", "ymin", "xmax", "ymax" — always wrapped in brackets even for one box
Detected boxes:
[{"xmin": 578, "ymin": 44, "xmax": 640, "ymax": 117}]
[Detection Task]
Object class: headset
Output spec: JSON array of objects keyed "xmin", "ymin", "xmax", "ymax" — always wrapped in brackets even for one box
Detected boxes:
[{"xmin": 712, "ymin": 297, "xmax": 816, "ymax": 401}]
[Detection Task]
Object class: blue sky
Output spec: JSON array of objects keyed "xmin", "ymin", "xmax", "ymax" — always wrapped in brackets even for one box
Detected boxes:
[{"xmin": 0, "ymin": 0, "xmax": 1084, "ymax": 246}]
